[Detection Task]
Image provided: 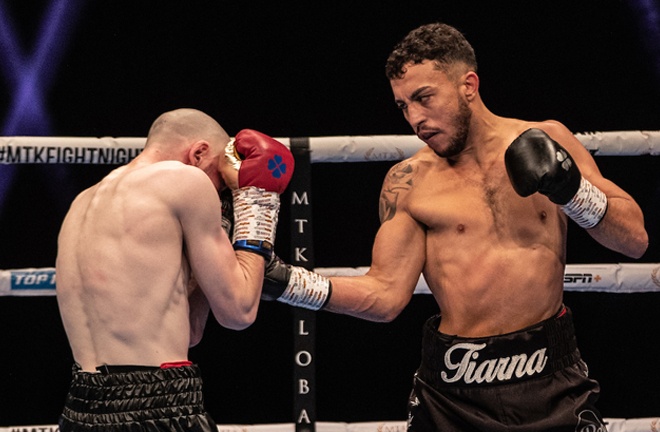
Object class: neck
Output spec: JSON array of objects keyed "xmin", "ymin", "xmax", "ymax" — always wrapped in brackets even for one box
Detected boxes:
[
  {"xmin": 134, "ymin": 146, "xmax": 188, "ymax": 165},
  {"xmin": 448, "ymin": 103, "xmax": 507, "ymax": 167}
]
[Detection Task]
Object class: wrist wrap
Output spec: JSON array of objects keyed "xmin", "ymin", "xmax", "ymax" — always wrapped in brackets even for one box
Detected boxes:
[
  {"xmin": 232, "ymin": 186, "xmax": 280, "ymax": 258},
  {"xmin": 277, "ymin": 267, "xmax": 332, "ymax": 310},
  {"xmin": 561, "ymin": 177, "xmax": 608, "ymax": 229}
]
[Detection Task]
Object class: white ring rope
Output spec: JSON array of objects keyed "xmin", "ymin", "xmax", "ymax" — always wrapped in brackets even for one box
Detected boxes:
[
  {"xmin": 0, "ymin": 130, "xmax": 659, "ymax": 164},
  {"xmin": 1, "ymin": 264, "xmax": 659, "ymax": 296}
]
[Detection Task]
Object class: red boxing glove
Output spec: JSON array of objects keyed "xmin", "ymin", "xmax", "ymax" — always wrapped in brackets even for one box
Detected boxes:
[{"xmin": 225, "ymin": 129, "xmax": 294, "ymax": 194}]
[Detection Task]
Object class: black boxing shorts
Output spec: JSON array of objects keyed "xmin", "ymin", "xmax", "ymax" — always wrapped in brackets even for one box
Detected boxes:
[
  {"xmin": 59, "ymin": 362, "xmax": 217, "ymax": 432},
  {"xmin": 407, "ymin": 307, "xmax": 608, "ymax": 432}
]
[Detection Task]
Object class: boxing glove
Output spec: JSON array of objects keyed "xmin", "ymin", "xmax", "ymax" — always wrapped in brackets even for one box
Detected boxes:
[
  {"xmin": 226, "ymin": 129, "xmax": 294, "ymax": 194},
  {"xmin": 225, "ymin": 129, "xmax": 294, "ymax": 258},
  {"xmin": 504, "ymin": 128, "xmax": 581, "ymax": 205},
  {"xmin": 262, "ymin": 254, "xmax": 332, "ymax": 310},
  {"xmin": 505, "ymin": 128, "xmax": 607, "ymax": 228}
]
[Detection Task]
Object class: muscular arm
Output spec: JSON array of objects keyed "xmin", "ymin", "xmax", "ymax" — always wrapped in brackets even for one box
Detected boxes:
[
  {"xmin": 540, "ymin": 121, "xmax": 648, "ymax": 258},
  {"xmin": 176, "ymin": 167, "xmax": 264, "ymax": 330},
  {"xmin": 324, "ymin": 160, "xmax": 426, "ymax": 322}
]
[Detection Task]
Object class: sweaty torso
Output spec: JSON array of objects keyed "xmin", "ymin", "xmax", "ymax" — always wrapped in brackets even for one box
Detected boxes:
[
  {"xmin": 56, "ymin": 162, "xmax": 194, "ymax": 371},
  {"xmin": 403, "ymin": 127, "xmax": 566, "ymax": 337}
]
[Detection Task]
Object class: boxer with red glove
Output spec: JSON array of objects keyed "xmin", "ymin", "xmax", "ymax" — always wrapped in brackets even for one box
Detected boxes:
[
  {"xmin": 225, "ymin": 129, "xmax": 294, "ymax": 258},
  {"xmin": 261, "ymin": 254, "xmax": 332, "ymax": 311},
  {"xmin": 505, "ymin": 128, "xmax": 608, "ymax": 229}
]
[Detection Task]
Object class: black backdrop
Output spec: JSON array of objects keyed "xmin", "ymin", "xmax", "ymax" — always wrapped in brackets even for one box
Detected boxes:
[{"xmin": 0, "ymin": 0, "xmax": 659, "ymax": 426}]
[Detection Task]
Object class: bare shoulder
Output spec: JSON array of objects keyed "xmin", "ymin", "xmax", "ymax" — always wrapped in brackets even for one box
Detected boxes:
[
  {"xmin": 379, "ymin": 149, "xmax": 434, "ymax": 223},
  {"xmin": 527, "ymin": 120, "xmax": 581, "ymax": 149},
  {"xmin": 139, "ymin": 161, "xmax": 214, "ymax": 196},
  {"xmin": 159, "ymin": 164, "xmax": 220, "ymax": 215},
  {"xmin": 385, "ymin": 147, "xmax": 437, "ymax": 183},
  {"xmin": 525, "ymin": 119, "xmax": 605, "ymax": 179},
  {"xmin": 108, "ymin": 162, "xmax": 220, "ymax": 220},
  {"xmin": 145, "ymin": 160, "xmax": 206, "ymax": 183}
]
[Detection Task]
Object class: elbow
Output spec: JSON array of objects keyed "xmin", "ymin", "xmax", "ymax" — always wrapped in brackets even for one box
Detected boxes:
[
  {"xmin": 373, "ymin": 309, "xmax": 402, "ymax": 323},
  {"xmin": 627, "ymin": 230, "xmax": 649, "ymax": 259},
  {"xmin": 220, "ymin": 315, "xmax": 256, "ymax": 331},
  {"xmin": 233, "ymin": 307, "xmax": 259, "ymax": 330},
  {"xmin": 227, "ymin": 319, "xmax": 254, "ymax": 331},
  {"xmin": 360, "ymin": 293, "xmax": 408, "ymax": 323},
  {"xmin": 189, "ymin": 331, "xmax": 203, "ymax": 348},
  {"xmin": 369, "ymin": 298, "xmax": 408, "ymax": 322},
  {"xmin": 214, "ymin": 306, "xmax": 258, "ymax": 331},
  {"xmin": 623, "ymin": 208, "xmax": 650, "ymax": 259},
  {"xmin": 381, "ymin": 299, "xmax": 410, "ymax": 322}
]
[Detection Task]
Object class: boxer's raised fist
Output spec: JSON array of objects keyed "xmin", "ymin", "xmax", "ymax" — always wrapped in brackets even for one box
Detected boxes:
[
  {"xmin": 505, "ymin": 128, "xmax": 607, "ymax": 228},
  {"xmin": 504, "ymin": 128, "xmax": 581, "ymax": 205}
]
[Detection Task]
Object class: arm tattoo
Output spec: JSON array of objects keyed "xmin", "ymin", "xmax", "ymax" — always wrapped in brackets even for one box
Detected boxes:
[{"xmin": 379, "ymin": 162, "xmax": 415, "ymax": 223}]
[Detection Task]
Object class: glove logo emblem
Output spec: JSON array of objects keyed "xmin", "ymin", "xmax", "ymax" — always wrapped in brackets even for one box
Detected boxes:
[
  {"xmin": 555, "ymin": 150, "xmax": 572, "ymax": 171},
  {"xmin": 268, "ymin": 154, "xmax": 288, "ymax": 179}
]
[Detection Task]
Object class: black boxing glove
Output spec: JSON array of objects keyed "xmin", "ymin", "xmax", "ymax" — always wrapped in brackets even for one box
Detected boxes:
[
  {"xmin": 505, "ymin": 128, "xmax": 607, "ymax": 228},
  {"xmin": 262, "ymin": 254, "xmax": 332, "ymax": 310},
  {"xmin": 505, "ymin": 128, "xmax": 581, "ymax": 204}
]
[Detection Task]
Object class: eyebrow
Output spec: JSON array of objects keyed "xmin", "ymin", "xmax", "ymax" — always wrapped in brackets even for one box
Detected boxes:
[
  {"xmin": 410, "ymin": 86, "xmax": 432, "ymax": 100},
  {"xmin": 395, "ymin": 85, "xmax": 432, "ymax": 105}
]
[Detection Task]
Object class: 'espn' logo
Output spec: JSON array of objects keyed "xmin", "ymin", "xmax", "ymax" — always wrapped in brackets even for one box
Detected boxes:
[{"xmin": 564, "ymin": 273, "xmax": 599, "ymax": 284}]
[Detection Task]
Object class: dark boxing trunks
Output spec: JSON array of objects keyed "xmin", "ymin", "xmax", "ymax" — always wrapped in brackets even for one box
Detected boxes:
[
  {"xmin": 408, "ymin": 307, "xmax": 608, "ymax": 432},
  {"xmin": 59, "ymin": 363, "xmax": 217, "ymax": 432}
]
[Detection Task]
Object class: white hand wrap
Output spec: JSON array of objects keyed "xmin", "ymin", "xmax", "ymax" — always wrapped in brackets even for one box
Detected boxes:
[
  {"xmin": 277, "ymin": 266, "xmax": 331, "ymax": 310},
  {"xmin": 232, "ymin": 186, "xmax": 280, "ymax": 257},
  {"xmin": 561, "ymin": 177, "xmax": 608, "ymax": 229}
]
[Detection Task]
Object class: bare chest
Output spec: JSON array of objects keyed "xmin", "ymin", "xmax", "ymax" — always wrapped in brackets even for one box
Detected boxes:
[{"xmin": 408, "ymin": 163, "xmax": 556, "ymax": 240}]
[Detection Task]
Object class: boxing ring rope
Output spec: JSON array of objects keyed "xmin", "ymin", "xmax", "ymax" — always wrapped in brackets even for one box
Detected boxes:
[
  {"xmin": 0, "ymin": 130, "xmax": 659, "ymax": 165},
  {"xmin": 2, "ymin": 263, "xmax": 660, "ymax": 297},
  {"xmin": 1, "ymin": 131, "xmax": 658, "ymax": 432}
]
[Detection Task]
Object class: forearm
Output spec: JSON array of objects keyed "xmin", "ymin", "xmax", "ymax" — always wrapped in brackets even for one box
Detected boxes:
[
  {"xmin": 233, "ymin": 250, "xmax": 266, "ymax": 311},
  {"xmin": 324, "ymin": 274, "xmax": 412, "ymax": 322},
  {"xmin": 261, "ymin": 258, "xmax": 412, "ymax": 319},
  {"xmin": 205, "ymin": 250, "xmax": 264, "ymax": 331},
  {"xmin": 586, "ymin": 195, "xmax": 648, "ymax": 258}
]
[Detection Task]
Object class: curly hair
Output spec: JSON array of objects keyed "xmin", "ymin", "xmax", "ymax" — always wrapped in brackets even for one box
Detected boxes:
[{"xmin": 385, "ymin": 23, "xmax": 477, "ymax": 80}]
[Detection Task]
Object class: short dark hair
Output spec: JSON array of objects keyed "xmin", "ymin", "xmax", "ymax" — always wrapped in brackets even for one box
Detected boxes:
[{"xmin": 385, "ymin": 23, "xmax": 477, "ymax": 80}]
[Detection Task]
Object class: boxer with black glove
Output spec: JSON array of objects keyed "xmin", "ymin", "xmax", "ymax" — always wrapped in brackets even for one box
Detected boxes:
[
  {"xmin": 261, "ymin": 254, "xmax": 332, "ymax": 310},
  {"xmin": 505, "ymin": 128, "xmax": 608, "ymax": 229},
  {"xmin": 224, "ymin": 129, "xmax": 294, "ymax": 258}
]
